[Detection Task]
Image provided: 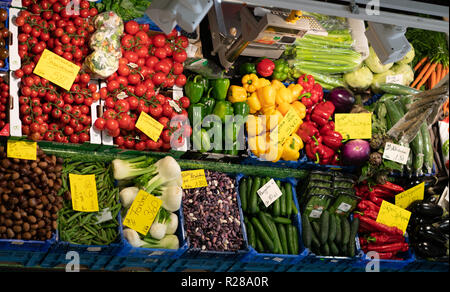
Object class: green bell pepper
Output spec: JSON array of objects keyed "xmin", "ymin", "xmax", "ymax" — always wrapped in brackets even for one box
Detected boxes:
[
  {"xmin": 239, "ymin": 63, "xmax": 257, "ymax": 76},
  {"xmin": 211, "ymin": 78, "xmax": 230, "ymax": 101},
  {"xmin": 193, "ymin": 128, "xmax": 211, "ymax": 153},
  {"xmin": 198, "ymin": 76, "xmax": 210, "ymax": 92},
  {"xmin": 188, "ymin": 103, "xmax": 206, "ymax": 128},
  {"xmin": 272, "ymin": 59, "xmax": 289, "ymax": 81},
  {"xmin": 212, "ymin": 101, "xmax": 233, "ymax": 123},
  {"xmin": 185, "ymin": 75, "xmax": 205, "ymax": 104},
  {"xmin": 233, "ymin": 102, "xmax": 250, "ymax": 118},
  {"xmin": 200, "ymin": 88, "xmax": 216, "ymax": 116}
]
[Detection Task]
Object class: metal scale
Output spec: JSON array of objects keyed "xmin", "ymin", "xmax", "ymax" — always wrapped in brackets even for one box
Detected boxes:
[{"xmin": 208, "ymin": 1, "xmax": 327, "ymax": 70}]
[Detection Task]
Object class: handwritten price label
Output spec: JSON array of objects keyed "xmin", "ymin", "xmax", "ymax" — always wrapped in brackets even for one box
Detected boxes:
[
  {"xmin": 335, "ymin": 113, "xmax": 372, "ymax": 140},
  {"xmin": 376, "ymin": 200, "xmax": 411, "ymax": 234},
  {"xmin": 33, "ymin": 49, "xmax": 80, "ymax": 91},
  {"xmin": 271, "ymin": 108, "xmax": 302, "ymax": 145},
  {"xmin": 396, "ymin": 182, "xmax": 425, "ymax": 209},
  {"xmin": 135, "ymin": 111, "xmax": 164, "ymax": 142},
  {"xmin": 181, "ymin": 169, "xmax": 208, "ymax": 189},
  {"xmin": 383, "ymin": 142, "xmax": 410, "ymax": 165},
  {"xmin": 123, "ymin": 190, "xmax": 162, "ymax": 235},
  {"xmin": 7, "ymin": 140, "xmax": 37, "ymax": 161},
  {"xmin": 69, "ymin": 174, "xmax": 99, "ymax": 212},
  {"xmin": 257, "ymin": 179, "xmax": 283, "ymax": 208},
  {"xmin": 386, "ymin": 75, "xmax": 404, "ymax": 85}
]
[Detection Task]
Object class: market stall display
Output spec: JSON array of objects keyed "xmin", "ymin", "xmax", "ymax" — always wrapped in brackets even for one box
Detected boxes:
[{"xmin": 0, "ymin": 0, "xmax": 448, "ymax": 273}]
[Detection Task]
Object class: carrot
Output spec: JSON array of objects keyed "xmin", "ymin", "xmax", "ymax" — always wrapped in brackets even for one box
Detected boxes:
[
  {"xmin": 443, "ymin": 98, "xmax": 449, "ymax": 115},
  {"xmin": 430, "ymin": 71, "xmax": 437, "ymax": 89},
  {"xmin": 411, "ymin": 61, "xmax": 432, "ymax": 88},
  {"xmin": 436, "ymin": 63, "xmax": 443, "ymax": 83},
  {"xmin": 414, "ymin": 57, "xmax": 428, "ymax": 71},
  {"xmin": 416, "ymin": 63, "xmax": 438, "ymax": 90}
]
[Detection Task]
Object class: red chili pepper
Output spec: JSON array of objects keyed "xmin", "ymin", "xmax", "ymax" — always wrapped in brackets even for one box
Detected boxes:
[
  {"xmin": 369, "ymin": 193, "xmax": 385, "ymax": 206},
  {"xmin": 355, "ymin": 209, "xmax": 378, "ymax": 220},
  {"xmin": 377, "ymin": 252, "xmax": 396, "ymax": 260},
  {"xmin": 354, "ymin": 214, "xmax": 404, "ymax": 236},
  {"xmin": 311, "ymin": 101, "xmax": 335, "ymax": 127},
  {"xmin": 367, "ymin": 242, "xmax": 409, "ymax": 253},
  {"xmin": 372, "ymin": 186, "xmax": 395, "ymax": 197},
  {"xmin": 359, "ymin": 200, "xmax": 381, "ymax": 212},
  {"xmin": 360, "ymin": 237, "xmax": 368, "ymax": 247},
  {"xmin": 377, "ymin": 181, "xmax": 405, "ymax": 193},
  {"xmin": 367, "ymin": 233, "xmax": 405, "ymax": 245}
]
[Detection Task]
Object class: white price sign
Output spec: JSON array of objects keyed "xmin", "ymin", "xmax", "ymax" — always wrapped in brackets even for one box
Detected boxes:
[
  {"xmin": 257, "ymin": 179, "xmax": 283, "ymax": 208},
  {"xmin": 383, "ymin": 142, "xmax": 410, "ymax": 165},
  {"xmin": 386, "ymin": 74, "xmax": 404, "ymax": 85}
]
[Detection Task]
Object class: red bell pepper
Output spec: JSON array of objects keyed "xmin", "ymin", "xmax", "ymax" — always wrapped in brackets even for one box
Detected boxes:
[
  {"xmin": 319, "ymin": 121, "xmax": 335, "ymax": 136},
  {"xmin": 322, "ymin": 130, "xmax": 343, "ymax": 150},
  {"xmin": 355, "ymin": 214, "xmax": 404, "ymax": 236},
  {"xmin": 298, "ymin": 74, "xmax": 315, "ymax": 92},
  {"xmin": 297, "ymin": 121, "xmax": 319, "ymax": 144},
  {"xmin": 305, "ymin": 141, "xmax": 322, "ymax": 163},
  {"xmin": 377, "ymin": 181, "xmax": 405, "ymax": 194},
  {"xmin": 367, "ymin": 242, "xmax": 409, "ymax": 253},
  {"xmin": 256, "ymin": 59, "xmax": 275, "ymax": 77},
  {"xmin": 330, "ymin": 153, "xmax": 340, "ymax": 165},
  {"xmin": 367, "ymin": 233, "xmax": 405, "ymax": 245},
  {"xmin": 311, "ymin": 101, "xmax": 335, "ymax": 127},
  {"xmin": 312, "ymin": 83, "xmax": 324, "ymax": 103},
  {"xmin": 318, "ymin": 144, "xmax": 335, "ymax": 165}
]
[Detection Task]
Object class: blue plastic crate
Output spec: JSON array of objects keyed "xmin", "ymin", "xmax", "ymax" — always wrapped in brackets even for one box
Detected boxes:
[
  {"xmin": 242, "ymin": 150, "xmax": 308, "ymax": 169},
  {"xmin": 104, "ymin": 207, "xmax": 189, "ymax": 271},
  {"xmin": 235, "ymin": 175, "xmax": 308, "ymax": 270},
  {"xmin": 166, "ymin": 258, "xmax": 236, "ymax": 272},
  {"xmin": 0, "ymin": 4, "xmax": 9, "ymax": 72},
  {"xmin": 406, "ymin": 259, "xmax": 449, "ymax": 272},
  {"xmin": 181, "ymin": 172, "xmax": 250, "ymax": 262},
  {"xmin": 0, "ymin": 250, "xmax": 48, "ymax": 267},
  {"xmin": 40, "ymin": 251, "xmax": 112, "ymax": 270}
]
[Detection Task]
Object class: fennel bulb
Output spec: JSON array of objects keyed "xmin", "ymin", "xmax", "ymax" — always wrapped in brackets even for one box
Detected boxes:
[
  {"xmin": 119, "ymin": 187, "xmax": 139, "ymax": 209},
  {"xmin": 112, "ymin": 156, "xmax": 156, "ymax": 180},
  {"xmin": 166, "ymin": 213, "xmax": 178, "ymax": 235}
]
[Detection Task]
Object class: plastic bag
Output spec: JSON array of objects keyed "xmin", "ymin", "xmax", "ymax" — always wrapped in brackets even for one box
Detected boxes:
[{"xmin": 183, "ymin": 58, "xmax": 230, "ymax": 79}]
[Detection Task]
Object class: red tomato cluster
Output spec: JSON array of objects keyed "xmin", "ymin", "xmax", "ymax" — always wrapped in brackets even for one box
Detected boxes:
[
  {"xmin": 13, "ymin": 0, "xmax": 99, "ymax": 142},
  {"xmin": 93, "ymin": 21, "xmax": 191, "ymax": 151},
  {"xmin": 0, "ymin": 78, "xmax": 8, "ymax": 130}
]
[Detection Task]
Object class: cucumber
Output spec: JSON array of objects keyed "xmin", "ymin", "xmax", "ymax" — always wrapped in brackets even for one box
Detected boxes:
[
  {"xmin": 348, "ymin": 217, "xmax": 360, "ymax": 258},
  {"xmin": 328, "ymin": 214, "xmax": 337, "ymax": 242},
  {"xmin": 321, "ymin": 242, "xmax": 330, "ymax": 256},
  {"xmin": 280, "ymin": 183, "xmax": 287, "ymax": 217},
  {"xmin": 341, "ymin": 217, "xmax": 351, "ymax": 246},
  {"xmin": 379, "ymin": 83, "xmax": 421, "ymax": 95},
  {"xmin": 249, "ymin": 177, "xmax": 261, "ymax": 214},
  {"xmin": 319, "ymin": 210, "xmax": 330, "ymax": 245},
  {"xmin": 311, "ymin": 230, "xmax": 321, "ymax": 251},
  {"xmin": 334, "ymin": 216, "xmax": 342, "ymax": 245},
  {"xmin": 256, "ymin": 237, "xmax": 265, "ymax": 253},
  {"xmin": 329, "ymin": 240, "xmax": 340, "ymax": 256},
  {"xmin": 277, "ymin": 223, "xmax": 289, "ymax": 254},
  {"xmin": 258, "ymin": 212, "xmax": 275, "ymax": 240},
  {"xmin": 340, "ymin": 242, "xmax": 348, "ymax": 256},
  {"xmin": 239, "ymin": 178, "xmax": 248, "ymax": 213},
  {"xmin": 273, "ymin": 217, "xmax": 292, "ymax": 225},
  {"xmin": 267, "ymin": 215, "xmax": 283, "ymax": 254},
  {"xmin": 273, "ymin": 181, "xmax": 281, "ymax": 217},
  {"xmin": 291, "ymin": 225, "xmax": 299, "ymax": 255},
  {"xmin": 420, "ymin": 122, "xmax": 434, "ymax": 174},
  {"xmin": 378, "ymin": 93, "xmax": 398, "ymax": 103},
  {"xmin": 385, "ymin": 99, "xmax": 404, "ymax": 126},
  {"xmin": 312, "ymin": 221, "xmax": 321, "ymax": 238},
  {"xmin": 292, "ymin": 203, "xmax": 299, "ymax": 215},
  {"xmin": 285, "ymin": 182, "xmax": 293, "ymax": 218},
  {"xmin": 245, "ymin": 218, "xmax": 256, "ymax": 249},
  {"xmin": 286, "ymin": 223, "xmax": 295, "ymax": 255},
  {"xmin": 247, "ymin": 176, "xmax": 253, "ymax": 205},
  {"xmin": 251, "ymin": 217, "xmax": 275, "ymax": 253},
  {"xmin": 302, "ymin": 214, "xmax": 312, "ymax": 249}
]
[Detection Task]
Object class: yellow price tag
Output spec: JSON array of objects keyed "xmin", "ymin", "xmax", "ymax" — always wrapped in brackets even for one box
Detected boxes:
[
  {"xmin": 33, "ymin": 49, "xmax": 81, "ymax": 91},
  {"xmin": 135, "ymin": 111, "xmax": 164, "ymax": 142},
  {"xmin": 123, "ymin": 190, "xmax": 163, "ymax": 235},
  {"xmin": 396, "ymin": 182, "xmax": 425, "ymax": 209},
  {"xmin": 335, "ymin": 113, "xmax": 372, "ymax": 140},
  {"xmin": 181, "ymin": 169, "xmax": 208, "ymax": 189},
  {"xmin": 7, "ymin": 140, "xmax": 37, "ymax": 161},
  {"xmin": 271, "ymin": 108, "xmax": 302, "ymax": 145},
  {"xmin": 69, "ymin": 174, "xmax": 99, "ymax": 212},
  {"xmin": 376, "ymin": 200, "xmax": 411, "ymax": 234}
]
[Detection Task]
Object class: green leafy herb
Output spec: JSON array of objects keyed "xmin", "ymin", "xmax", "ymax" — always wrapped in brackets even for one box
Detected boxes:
[{"xmin": 94, "ymin": 0, "xmax": 152, "ymax": 22}]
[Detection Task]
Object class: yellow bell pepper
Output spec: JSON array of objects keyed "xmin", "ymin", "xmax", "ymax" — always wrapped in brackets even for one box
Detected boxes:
[
  {"xmin": 275, "ymin": 87, "xmax": 294, "ymax": 105},
  {"xmin": 246, "ymin": 115, "xmax": 265, "ymax": 137},
  {"xmin": 248, "ymin": 134, "xmax": 269, "ymax": 157},
  {"xmin": 257, "ymin": 85, "xmax": 277, "ymax": 110},
  {"xmin": 254, "ymin": 78, "xmax": 271, "ymax": 90},
  {"xmin": 288, "ymin": 83, "xmax": 303, "ymax": 102},
  {"xmin": 291, "ymin": 101, "xmax": 307, "ymax": 120},
  {"xmin": 247, "ymin": 92, "xmax": 261, "ymax": 114},
  {"xmin": 277, "ymin": 102, "xmax": 292, "ymax": 116},
  {"xmin": 261, "ymin": 140, "xmax": 283, "ymax": 163},
  {"xmin": 271, "ymin": 79, "xmax": 285, "ymax": 91},
  {"xmin": 242, "ymin": 74, "xmax": 259, "ymax": 93},
  {"xmin": 281, "ymin": 133, "xmax": 304, "ymax": 161},
  {"xmin": 264, "ymin": 109, "xmax": 283, "ymax": 132},
  {"xmin": 228, "ymin": 85, "xmax": 247, "ymax": 103}
]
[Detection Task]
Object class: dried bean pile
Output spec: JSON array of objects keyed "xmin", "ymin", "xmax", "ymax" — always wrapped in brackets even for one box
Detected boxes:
[
  {"xmin": 183, "ymin": 170, "xmax": 244, "ymax": 252},
  {"xmin": 0, "ymin": 146, "xmax": 64, "ymax": 241}
]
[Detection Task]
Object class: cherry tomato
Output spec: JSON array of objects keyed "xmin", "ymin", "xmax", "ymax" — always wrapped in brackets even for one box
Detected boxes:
[
  {"xmin": 94, "ymin": 118, "xmax": 106, "ymax": 130},
  {"xmin": 106, "ymin": 119, "xmax": 119, "ymax": 131},
  {"xmin": 179, "ymin": 96, "xmax": 191, "ymax": 109},
  {"xmin": 175, "ymin": 74, "xmax": 187, "ymax": 87},
  {"xmin": 125, "ymin": 21, "xmax": 140, "ymax": 35}
]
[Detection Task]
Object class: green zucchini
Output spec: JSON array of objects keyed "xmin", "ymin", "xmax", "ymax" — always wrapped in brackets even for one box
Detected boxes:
[
  {"xmin": 379, "ymin": 83, "xmax": 421, "ymax": 95},
  {"xmin": 251, "ymin": 217, "xmax": 275, "ymax": 253},
  {"xmin": 277, "ymin": 223, "xmax": 289, "ymax": 254},
  {"xmin": 319, "ymin": 210, "xmax": 330, "ymax": 245},
  {"xmin": 302, "ymin": 214, "xmax": 312, "ymax": 249},
  {"xmin": 341, "ymin": 217, "xmax": 351, "ymax": 246},
  {"xmin": 420, "ymin": 122, "xmax": 434, "ymax": 174},
  {"xmin": 385, "ymin": 99, "xmax": 404, "ymax": 126},
  {"xmin": 249, "ymin": 177, "xmax": 261, "ymax": 214},
  {"xmin": 328, "ymin": 214, "xmax": 337, "ymax": 242},
  {"xmin": 285, "ymin": 182, "xmax": 293, "ymax": 218},
  {"xmin": 239, "ymin": 178, "xmax": 248, "ymax": 213},
  {"xmin": 334, "ymin": 216, "xmax": 342, "ymax": 245}
]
